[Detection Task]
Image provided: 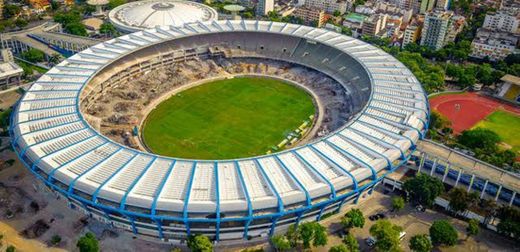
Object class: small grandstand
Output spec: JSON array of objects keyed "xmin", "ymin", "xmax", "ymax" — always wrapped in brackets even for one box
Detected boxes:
[
  {"xmin": 10, "ymin": 20, "xmax": 428, "ymax": 242},
  {"xmin": 498, "ymin": 74, "xmax": 520, "ymax": 104}
]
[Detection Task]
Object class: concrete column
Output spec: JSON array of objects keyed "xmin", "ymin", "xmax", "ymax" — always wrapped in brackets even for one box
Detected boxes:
[
  {"xmin": 454, "ymin": 169, "xmax": 462, "ymax": 187},
  {"xmin": 442, "ymin": 164, "xmax": 450, "ymax": 182},
  {"xmin": 418, "ymin": 153, "xmax": 425, "ymax": 173},
  {"xmin": 480, "ymin": 180, "xmax": 489, "ymax": 199},
  {"xmin": 467, "ymin": 174, "xmax": 475, "ymax": 192},
  {"xmin": 509, "ymin": 191, "xmax": 517, "ymax": 206},
  {"xmin": 495, "ymin": 185, "xmax": 502, "ymax": 201},
  {"xmin": 430, "ymin": 159, "xmax": 437, "ymax": 176}
]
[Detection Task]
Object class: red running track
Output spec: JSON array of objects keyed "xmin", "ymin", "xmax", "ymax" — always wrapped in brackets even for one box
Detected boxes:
[{"xmin": 429, "ymin": 92, "xmax": 520, "ymax": 134}]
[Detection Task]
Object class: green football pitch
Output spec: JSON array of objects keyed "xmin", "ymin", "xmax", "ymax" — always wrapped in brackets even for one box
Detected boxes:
[
  {"xmin": 473, "ymin": 110, "xmax": 520, "ymax": 153},
  {"xmin": 142, "ymin": 77, "xmax": 316, "ymax": 159}
]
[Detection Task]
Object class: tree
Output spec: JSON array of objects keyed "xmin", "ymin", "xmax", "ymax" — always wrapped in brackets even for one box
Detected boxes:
[
  {"xmin": 369, "ymin": 220, "xmax": 403, "ymax": 252},
  {"xmin": 14, "ymin": 18, "xmax": 28, "ymax": 28},
  {"xmin": 341, "ymin": 208, "xmax": 365, "ymax": 232},
  {"xmin": 65, "ymin": 22, "xmax": 88, "ymax": 36},
  {"xmin": 100, "ymin": 22, "xmax": 118, "ymax": 36},
  {"xmin": 429, "ymin": 220, "xmax": 458, "ymax": 246},
  {"xmin": 466, "ymin": 219, "xmax": 479, "ymax": 238},
  {"xmin": 391, "ymin": 196, "xmax": 405, "ymax": 212},
  {"xmin": 448, "ymin": 187, "xmax": 479, "ymax": 215},
  {"xmin": 329, "ymin": 244, "xmax": 349, "ymax": 252},
  {"xmin": 496, "ymin": 206, "xmax": 520, "ymax": 242},
  {"xmin": 3, "ymin": 4, "xmax": 21, "ymax": 19},
  {"xmin": 409, "ymin": 234, "xmax": 432, "ymax": 252},
  {"xmin": 76, "ymin": 232, "xmax": 99, "ymax": 252},
  {"xmin": 403, "ymin": 174, "xmax": 444, "ymax": 207},
  {"xmin": 108, "ymin": 0, "xmax": 127, "ymax": 9},
  {"xmin": 333, "ymin": 10, "xmax": 341, "ymax": 17},
  {"xmin": 298, "ymin": 221, "xmax": 328, "ymax": 249},
  {"xmin": 51, "ymin": 235, "xmax": 62, "ymax": 246},
  {"xmin": 458, "ymin": 128, "xmax": 500, "ymax": 151},
  {"xmin": 342, "ymin": 233, "xmax": 359, "ymax": 252},
  {"xmin": 285, "ymin": 224, "xmax": 300, "ymax": 248},
  {"xmin": 6, "ymin": 245, "xmax": 16, "ymax": 252},
  {"xmin": 187, "ymin": 234, "xmax": 213, "ymax": 252},
  {"xmin": 270, "ymin": 234, "xmax": 291, "ymax": 252},
  {"xmin": 21, "ymin": 49, "xmax": 45, "ymax": 63}
]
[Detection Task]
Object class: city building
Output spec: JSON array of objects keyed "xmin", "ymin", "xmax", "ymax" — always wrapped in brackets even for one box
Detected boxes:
[
  {"xmin": 304, "ymin": 0, "xmax": 349, "ymax": 15},
  {"xmin": 362, "ymin": 13, "xmax": 388, "ymax": 36},
  {"xmin": 420, "ymin": 11, "xmax": 452, "ymax": 50},
  {"xmin": 28, "ymin": 0, "xmax": 51, "ymax": 11},
  {"xmin": 497, "ymin": 74, "xmax": 520, "ymax": 104},
  {"xmin": 257, "ymin": 0, "xmax": 274, "ymax": 16},
  {"xmin": 470, "ymin": 29, "xmax": 519, "ymax": 61},
  {"xmin": 435, "ymin": 0, "xmax": 449, "ymax": 10},
  {"xmin": 0, "ymin": 50, "xmax": 23, "ymax": 89},
  {"xmin": 419, "ymin": 0, "xmax": 435, "ymax": 13},
  {"xmin": 108, "ymin": 0, "xmax": 218, "ymax": 33},
  {"xmin": 445, "ymin": 15, "xmax": 466, "ymax": 43},
  {"xmin": 292, "ymin": 7, "xmax": 326, "ymax": 27},
  {"xmin": 483, "ymin": 11, "xmax": 520, "ymax": 34},
  {"xmin": 343, "ymin": 12, "xmax": 368, "ymax": 31},
  {"xmin": 402, "ymin": 23, "xmax": 421, "ymax": 47}
]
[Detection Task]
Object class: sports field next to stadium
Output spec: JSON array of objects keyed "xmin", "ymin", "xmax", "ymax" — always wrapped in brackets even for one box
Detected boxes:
[
  {"xmin": 142, "ymin": 77, "xmax": 316, "ymax": 159},
  {"xmin": 473, "ymin": 111, "xmax": 520, "ymax": 153}
]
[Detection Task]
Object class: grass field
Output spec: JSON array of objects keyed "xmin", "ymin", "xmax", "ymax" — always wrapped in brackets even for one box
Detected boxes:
[
  {"xmin": 473, "ymin": 110, "xmax": 520, "ymax": 153},
  {"xmin": 142, "ymin": 77, "xmax": 315, "ymax": 159}
]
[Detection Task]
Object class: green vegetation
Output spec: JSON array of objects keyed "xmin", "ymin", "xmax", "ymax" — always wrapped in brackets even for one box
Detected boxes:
[
  {"xmin": 21, "ymin": 49, "xmax": 45, "ymax": 63},
  {"xmin": 50, "ymin": 235, "xmax": 62, "ymax": 246},
  {"xmin": 473, "ymin": 111, "xmax": 520, "ymax": 153},
  {"xmin": 100, "ymin": 22, "xmax": 118, "ymax": 37},
  {"xmin": 142, "ymin": 77, "xmax": 315, "ymax": 159},
  {"xmin": 76, "ymin": 232, "xmax": 99, "ymax": 252},
  {"xmin": 0, "ymin": 108, "xmax": 12, "ymax": 132},
  {"xmin": 403, "ymin": 174, "xmax": 444, "ymax": 207},
  {"xmin": 54, "ymin": 10, "xmax": 87, "ymax": 36},
  {"xmin": 187, "ymin": 234, "xmax": 213, "ymax": 252},
  {"xmin": 496, "ymin": 206, "xmax": 520, "ymax": 242},
  {"xmin": 6, "ymin": 245, "xmax": 15, "ymax": 252},
  {"xmin": 409, "ymin": 234, "xmax": 432, "ymax": 252},
  {"xmin": 429, "ymin": 220, "xmax": 458, "ymax": 246},
  {"xmin": 108, "ymin": 0, "xmax": 127, "ymax": 9},
  {"xmin": 447, "ymin": 187, "xmax": 479, "ymax": 215},
  {"xmin": 466, "ymin": 219, "xmax": 479, "ymax": 238},
  {"xmin": 395, "ymin": 51, "xmax": 445, "ymax": 93},
  {"xmin": 458, "ymin": 127, "xmax": 517, "ymax": 169},
  {"xmin": 391, "ymin": 196, "xmax": 405, "ymax": 212},
  {"xmin": 270, "ymin": 222, "xmax": 328, "ymax": 250},
  {"xmin": 369, "ymin": 219, "xmax": 403, "ymax": 251},
  {"xmin": 341, "ymin": 208, "xmax": 365, "ymax": 232},
  {"xmin": 341, "ymin": 233, "xmax": 359, "ymax": 252}
]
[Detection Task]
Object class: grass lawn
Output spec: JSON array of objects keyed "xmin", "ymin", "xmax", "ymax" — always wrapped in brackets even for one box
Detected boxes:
[
  {"xmin": 142, "ymin": 77, "xmax": 315, "ymax": 159},
  {"xmin": 472, "ymin": 110, "xmax": 520, "ymax": 153}
]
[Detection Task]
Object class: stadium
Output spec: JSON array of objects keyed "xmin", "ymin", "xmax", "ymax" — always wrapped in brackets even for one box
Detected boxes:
[{"xmin": 9, "ymin": 20, "xmax": 428, "ymax": 242}]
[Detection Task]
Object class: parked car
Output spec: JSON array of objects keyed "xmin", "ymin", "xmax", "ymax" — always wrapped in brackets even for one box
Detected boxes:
[{"xmin": 365, "ymin": 236, "xmax": 376, "ymax": 247}]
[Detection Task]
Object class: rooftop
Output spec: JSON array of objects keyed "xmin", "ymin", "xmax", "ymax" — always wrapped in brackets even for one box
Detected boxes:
[
  {"xmin": 108, "ymin": 0, "xmax": 218, "ymax": 32},
  {"xmin": 501, "ymin": 74, "xmax": 520, "ymax": 86}
]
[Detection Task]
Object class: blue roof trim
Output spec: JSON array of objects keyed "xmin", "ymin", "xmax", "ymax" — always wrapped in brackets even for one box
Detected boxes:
[
  {"xmin": 92, "ymin": 152, "xmax": 139, "ymax": 202},
  {"xmin": 119, "ymin": 156, "xmax": 158, "ymax": 210},
  {"xmin": 31, "ymin": 134, "xmax": 97, "ymax": 171},
  {"xmin": 15, "ymin": 111, "xmax": 77, "ymax": 125},
  {"xmin": 308, "ymin": 145, "xmax": 358, "ymax": 190},
  {"xmin": 214, "ymin": 161, "xmax": 221, "ymax": 240},
  {"xmin": 254, "ymin": 159, "xmax": 284, "ymax": 213},
  {"xmin": 273, "ymin": 155, "xmax": 311, "ymax": 206},
  {"xmin": 182, "ymin": 162, "xmax": 198, "ymax": 222},
  {"xmin": 336, "ymin": 133, "xmax": 392, "ymax": 169},
  {"xmin": 371, "ymin": 98, "xmax": 427, "ymax": 115},
  {"xmin": 18, "ymin": 104, "xmax": 76, "ymax": 112},
  {"xmin": 151, "ymin": 159, "xmax": 177, "ymax": 216},
  {"xmin": 324, "ymin": 139, "xmax": 377, "ymax": 180},
  {"xmin": 67, "ymin": 147, "xmax": 122, "ymax": 195},
  {"xmin": 234, "ymin": 161, "xmax": 253, "ymax": 238},
  {"xmin": 27, "ymin": 89, "xmax": 80, "ymax": 93},
  {"xmin": 358, "ymin": 116, "xmax": 416, "ymax": 145},
  {"xmin": 292, "ymin": 150, "xmax": 336, "ymax": 198},
  {"xmin": 47, "ymin": 140, "xmax": 108, "ymax": 181},
  {"xmin": 18, "ymin": 117, "xmax": 80, "ymax": 137},
  {"xmin": 347, "ymin": 126, "xmax": 406, "ymax": 159},
  {"xmin": 21, "ymin": 127, "xmax": 87, "ymax": 157}
]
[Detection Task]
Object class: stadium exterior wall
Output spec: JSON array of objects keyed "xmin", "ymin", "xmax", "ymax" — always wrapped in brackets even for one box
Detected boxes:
[{"xmin": 9, "ymin": 20, "xmax": 429, "ymax": 242}]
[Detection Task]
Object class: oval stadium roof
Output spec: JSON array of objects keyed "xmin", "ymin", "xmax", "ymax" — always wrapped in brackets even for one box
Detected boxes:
[
  {"xmin": 108, "ymin": 0, "xmax": 218, "ymax": 33},
  {"xmin": 10, "ymin": 20, "xmax": 429, "ymax": 239}
]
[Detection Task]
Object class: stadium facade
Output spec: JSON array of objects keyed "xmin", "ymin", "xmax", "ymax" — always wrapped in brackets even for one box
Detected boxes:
[{"xmin": 10, "ymin": 20, "xmax": 429, "ymax": 241}]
